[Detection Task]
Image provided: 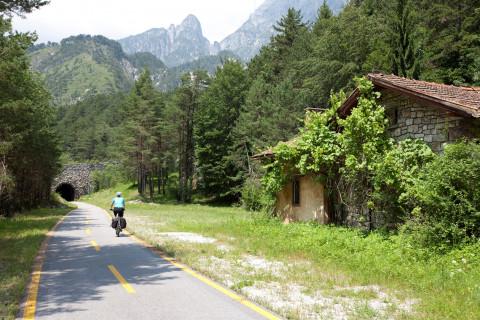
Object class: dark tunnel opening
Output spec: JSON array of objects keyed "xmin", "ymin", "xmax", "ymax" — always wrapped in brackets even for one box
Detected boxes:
[{"xmin": 55, "ymin": 183, "xmax": 76, "ymax": 201}]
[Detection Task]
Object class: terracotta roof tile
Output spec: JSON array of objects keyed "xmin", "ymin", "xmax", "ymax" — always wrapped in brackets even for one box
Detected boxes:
[{"xmin": 367, "ymin": 73, "xmax": 480, "ymax": 117}]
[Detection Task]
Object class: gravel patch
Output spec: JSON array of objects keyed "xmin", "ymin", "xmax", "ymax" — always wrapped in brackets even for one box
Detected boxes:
[
  {"xmin": 129, "ymin": 228, "xmax": 417, "ymax": 319},
  {"xmin": 156, "ymin": 232, "xmax": 217, "ymax": 244}
]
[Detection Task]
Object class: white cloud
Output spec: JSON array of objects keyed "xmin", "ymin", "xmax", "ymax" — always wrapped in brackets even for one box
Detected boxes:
[{"xmin": 12, "ymin": 0, "xmax": 266, "ymax": 44}]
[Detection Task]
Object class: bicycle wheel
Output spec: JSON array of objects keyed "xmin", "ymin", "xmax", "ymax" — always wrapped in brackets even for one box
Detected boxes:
[{"xmin": 116, "ymin": 227, "xmax": 120, "ymax": 237}]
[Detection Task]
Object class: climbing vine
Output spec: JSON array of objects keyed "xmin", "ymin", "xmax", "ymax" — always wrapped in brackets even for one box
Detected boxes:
[{"xmin": 262, "ymin": 77, "xmax": 394, "ymax": 224}]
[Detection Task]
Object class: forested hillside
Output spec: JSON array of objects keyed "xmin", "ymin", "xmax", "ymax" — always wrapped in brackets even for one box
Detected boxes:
[
  {"xmin": 29, "ymin": 35, "xmax": 242, "ymax": 105},
  {"xmin": 28, "ymin": 35, "xmax": 174, "ymax": 105}
]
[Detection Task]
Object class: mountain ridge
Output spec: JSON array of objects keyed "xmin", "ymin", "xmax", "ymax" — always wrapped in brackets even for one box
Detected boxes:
[
  {"xmin": 118, "ymin": 0, "xmax": 347, "ymax": 63},
  {"xmin": 118, "ymin": 14, "xmax": 220, "ymax": 67}
]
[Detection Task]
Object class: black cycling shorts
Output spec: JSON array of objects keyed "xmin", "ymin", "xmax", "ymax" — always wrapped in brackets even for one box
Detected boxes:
[{"xmin": 113, "ymin": 207, "xmax": 124, "ymax": 218}]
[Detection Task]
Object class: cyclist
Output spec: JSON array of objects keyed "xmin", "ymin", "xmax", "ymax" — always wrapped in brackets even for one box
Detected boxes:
[{"xmin": 110, "ymin": 192, "xmax": 125, "ymax": 218}]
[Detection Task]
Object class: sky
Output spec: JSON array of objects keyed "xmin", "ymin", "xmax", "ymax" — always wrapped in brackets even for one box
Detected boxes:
[{"xmin": 12, "ymin": 0, "xmax": 266, "ymax": 44}]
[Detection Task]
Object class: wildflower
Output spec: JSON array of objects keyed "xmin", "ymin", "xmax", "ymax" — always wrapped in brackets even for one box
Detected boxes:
[
  {"xmin": 461, "ymin": 258, "xmax": 467, "ymax": 264},
  {"xmin": 457, "ymin": 268, "xmax": 463, "ymax": 273},
  {"xmin": 450, "ymin": 272, "xmax": 454, "ymax": 277},
  {"xmin": 452, "ymin": 260, "xmax": 457, "ymax": 264}
]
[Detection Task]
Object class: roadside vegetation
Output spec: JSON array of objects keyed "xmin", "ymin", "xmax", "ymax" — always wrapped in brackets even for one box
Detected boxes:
[
  {"xmin": 82, "ymin": 186, "xmax": 480, "ymax": 319},
  {"xmin": 0, "ymin": 201, "xmax": 75, "ymax": 320}
]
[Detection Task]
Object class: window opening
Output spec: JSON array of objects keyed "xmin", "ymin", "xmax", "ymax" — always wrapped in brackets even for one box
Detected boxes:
[{"xmin": 292, "ymin": 179, "xmax": 300, "ymax": 206}]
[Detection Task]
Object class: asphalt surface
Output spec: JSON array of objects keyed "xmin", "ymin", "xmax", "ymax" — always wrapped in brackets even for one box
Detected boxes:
[{"xmin": 25, "ymin": 202, "xmax": 279, "ymax": 319}]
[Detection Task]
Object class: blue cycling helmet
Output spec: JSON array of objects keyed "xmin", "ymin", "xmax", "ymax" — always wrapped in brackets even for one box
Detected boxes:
[{"xmin": 116, "ymin": 192, "xmax": 122, "ymax": 197}]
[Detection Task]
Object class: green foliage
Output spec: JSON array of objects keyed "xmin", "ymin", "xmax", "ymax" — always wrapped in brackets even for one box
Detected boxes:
[
  {"xmin": 29, "ymin": 35, "xmax": 134, "ymax": 106},
  {"xmin": 195, "ymin": 59, "xmax": 250, "ymax": 200},
  {"xmin": 417, "ymin": 0, "xmax": 480, "ymax": 85},
  {"xmin": 263, "ymin": 78, "xmax": 393, "ymax": 223},
  {"xmin": 0, "ymin": 16, "xmax": 61, "ymax": 215},
  {"xmin": 372, "ymin": 138, "xmax": 436, "ymax": 220},
  {"xmin": 121, "ymin": 67, "xmax": 164, "ymax": 199},
  {"xmin": 0, "ymin": 0, "xmax": 49, "ymax": 16},
  {"xmin": 90, "ymin": 164, "xmax": 125, "ymax": 192},
  {"xmin": 55, "ymin": 92, "xmax": 126, "ymax": 162},
  {"xmin": 389, "ymin": 0, "xmax": 422, "ymax": 79},
  {"xmin": 240, "ymin": 176, "xmax": 274, "ymax": 212},
  {"xmin": 171, "ymin": 70, "xmax": 210, "ymax": 202},
  {"xmin": 405, "ymin": 140, "xmax": 480, "ymax": 249}
]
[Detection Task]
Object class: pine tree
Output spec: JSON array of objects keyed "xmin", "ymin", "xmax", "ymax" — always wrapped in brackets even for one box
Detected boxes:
[
  {"xmin": 417, "ymin": 0, "xmax": 480, "ymax": 84},
  {"xmin": 172, "ymin": 70, "xmax": 209, "ymax": 202},
  {"xmin": 0, "ymin": 0, "xmax": 49, "ymax": 16},
  {"xmin": 195, "ymin": 59, "xmax": 249, "ymax": 200},
  {"xmin": 0, "ymin": 16, "xmax": 61, "ymax": 215},
  {"xmin": 389, "ymin": 0, "xmax": 422, "ymax": 79},
  {"xmin": 271, "ymin": 8, "xmax": 308, "ymax": 76},
  {"xmin": 122, "ymin": 67, "xmax": 163, "ymax": 200}
]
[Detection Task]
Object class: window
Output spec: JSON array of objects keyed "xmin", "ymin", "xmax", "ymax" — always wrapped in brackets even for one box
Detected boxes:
[
  {"xmin": 388, "ymin": 107, "xmax": 399, "ymax": 125},
  {"xmin": 292, "ymin": 179, "xmax": 300, "ymax": 206}
]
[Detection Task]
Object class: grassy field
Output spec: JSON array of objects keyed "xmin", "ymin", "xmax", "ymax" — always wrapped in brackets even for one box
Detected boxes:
[
  {"xmin": 83, "ymin": 185, "xmax": 480, "ymax": 319},
  {"xmin": 0, "ymin": 205, "xmax": 75, "ymax": 320}
]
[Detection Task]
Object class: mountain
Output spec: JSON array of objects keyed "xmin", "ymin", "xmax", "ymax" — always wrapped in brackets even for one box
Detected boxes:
[
  {"xmin": 220, "ymin": 0, "xmax": 347, "ymax": 61},
  {"xmin": 118, "ymin": 15, "xmax": 220, "ymax": 67},
  {"xmin": 118, "ymin": 1, "xmax": 347, "ymax": 65},
  {"xmin": 29, "ymin": 35, "xmax": 239, "ymax": 105},
  {"xmin": 29, "ymin": 35, "xmax": 174, "ymax": 105}
]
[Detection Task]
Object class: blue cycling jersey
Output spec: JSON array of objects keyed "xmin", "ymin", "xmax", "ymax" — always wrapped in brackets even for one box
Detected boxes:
[{"xmin": 112, "ymin": 197, "xmax": 125, "ymax": 208}]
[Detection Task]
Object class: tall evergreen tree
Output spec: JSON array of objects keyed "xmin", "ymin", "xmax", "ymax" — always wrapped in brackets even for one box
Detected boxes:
[
  {"xmin": 417, "ymin": 0, "xmax": 480, "ymax": 85},
  {"xmin": 0, "ymin": 16, "xmax": 61, "ymax": 215},
  {"xmin": 195, "ymin": 59, "xmax": 249, "ymax": 200},
  {"xmin": 122, "ymin": 67, "xmax": 163, "ymax": 200},
  {"xmin": 389, "ymin": 0, "xmax": 422, "ymax": 79},
  {"xmin": 270, "ymin": 8, "xmax": 308, "ymax": 76},
  {"xmin": 172, "ymin": 70, "xmax": 209, "ymax": 202}
]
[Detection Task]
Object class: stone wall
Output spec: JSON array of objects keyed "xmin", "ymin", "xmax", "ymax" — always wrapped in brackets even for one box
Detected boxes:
[
  {"xmin": 379, "ymin": 89, "xmax": 480, "ymax": 152},
  {"xmin": 52, "ymin": 162, "xmax": 119, "ymax": 200}
]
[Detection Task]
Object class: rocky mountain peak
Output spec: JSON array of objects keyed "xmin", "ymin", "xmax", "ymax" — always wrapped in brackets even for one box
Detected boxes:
[{"xmin": 118, "ymin": 0, "xmax": 347, "ymax": 65}]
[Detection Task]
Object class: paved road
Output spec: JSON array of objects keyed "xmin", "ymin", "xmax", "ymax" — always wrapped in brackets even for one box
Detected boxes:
[{"xmin": 24, "ymin": 202, "xmax": 279, "ymax": 319}]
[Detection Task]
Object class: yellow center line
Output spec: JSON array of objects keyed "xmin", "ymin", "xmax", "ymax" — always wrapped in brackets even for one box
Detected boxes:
[
  {"xmin": 90, "ymin": 240, "xmax": 100, "ymax": 251},
  {"xmin": 108, "ymin": 265, "xmax": 135, "ymax": 293},
  {"xmin": 85, "ymin": 221, "xmax": 88, "ymax": 225},
  {"xmin": 86, "ymin": 228, "xmax": 90, "ymax": 234},
  {"xmin": 159, "ymin": 254, "xmax": 280, "ymax": 319}
]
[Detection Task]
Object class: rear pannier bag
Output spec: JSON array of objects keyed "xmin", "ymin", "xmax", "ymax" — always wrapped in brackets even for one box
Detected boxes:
[
  {"xmin": 111, "ymin": 218, "xmax": 118, "ymax": 229},
  {"xmin": 120, "ymin": 217, "xmax": 127, "ymax": 229}
]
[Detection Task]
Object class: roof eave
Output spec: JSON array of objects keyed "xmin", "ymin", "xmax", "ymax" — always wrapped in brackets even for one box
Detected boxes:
[{"xmin": 369, "ymin": 75, "xmax": 479, "ymax": 118}]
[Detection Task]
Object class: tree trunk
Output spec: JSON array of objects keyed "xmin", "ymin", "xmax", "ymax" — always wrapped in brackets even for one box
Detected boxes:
[{"xmin": 149, "ymin": 172, "xmax": 154, "ymax": 203}]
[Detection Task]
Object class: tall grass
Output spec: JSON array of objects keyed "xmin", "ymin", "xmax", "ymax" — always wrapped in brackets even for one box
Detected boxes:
[
  {"xmin": 0, "ymin": 206, "xmax": 74, "ymax": 320},
  {"xmin": 82, "ymin": 185, "xmax": 480, "ymax": 319}
]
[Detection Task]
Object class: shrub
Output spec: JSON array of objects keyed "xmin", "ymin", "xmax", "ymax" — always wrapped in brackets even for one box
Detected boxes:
[
  {"xmin": 240, "ymin": 177, "xmax": 275, "ymax": 212},
  {"xmin": 406, "ymin": 140, "xmax": 480, "ymax": 249},
  {"xmin": 372, "ymin": 138, "xmax": 436, "ymax": 222}
]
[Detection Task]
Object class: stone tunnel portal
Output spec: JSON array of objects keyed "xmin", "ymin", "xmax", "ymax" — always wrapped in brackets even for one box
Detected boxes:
[{"xmin": 55, "ymin": 183, "xmax": 76, "ymax": 201}]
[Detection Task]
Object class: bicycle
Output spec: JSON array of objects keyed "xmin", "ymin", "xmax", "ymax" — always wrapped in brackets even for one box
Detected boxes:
[{"xmin": 110, "ymin": 208, "xmax": 126, "ymax": 237}]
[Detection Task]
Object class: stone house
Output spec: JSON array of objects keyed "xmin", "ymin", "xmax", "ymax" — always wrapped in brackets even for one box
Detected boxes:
[
  {"xmin": 340, "ymin": 73, "xmax": 480, "ymax": 152},
  {"xmin": 255, "ymin": 73, "xmax": 480, "ymax": 225}
]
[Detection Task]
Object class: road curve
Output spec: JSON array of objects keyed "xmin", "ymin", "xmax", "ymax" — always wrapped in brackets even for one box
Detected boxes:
[{"xmin": 20, "ymin": 202, "xmax": 281, "ymax": 320}]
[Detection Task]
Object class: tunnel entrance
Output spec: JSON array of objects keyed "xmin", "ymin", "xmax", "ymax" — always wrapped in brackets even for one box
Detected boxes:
[{"xmin": 55, "ymin": 183, "xmax": 76, "ymax": 201}]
